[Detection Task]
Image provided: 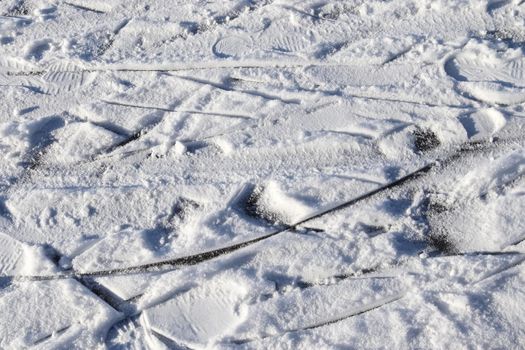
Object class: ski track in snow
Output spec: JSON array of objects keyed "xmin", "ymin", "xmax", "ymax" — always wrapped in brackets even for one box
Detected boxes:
[{"xmin": 0, "ymin": 0, "xmax": 525, "ymax": 348}]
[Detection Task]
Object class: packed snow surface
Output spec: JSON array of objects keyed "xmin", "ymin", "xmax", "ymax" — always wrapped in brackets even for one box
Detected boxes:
[{"xmin": 0, "ymin": 0, "xmax": 525, "ymax": 348}]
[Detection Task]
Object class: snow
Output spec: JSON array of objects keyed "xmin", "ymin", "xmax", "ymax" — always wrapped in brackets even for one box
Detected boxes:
[
  {"xmin": 0, "ymin": 0, "xmax": 524, "ymax": 348},
  {"xmin": 0, "ymin": 279, "xmax": 121, "ymax": 348},
  {"xmin": 143, "ymin": 273, "xmax": 249, "ymax": 348}
]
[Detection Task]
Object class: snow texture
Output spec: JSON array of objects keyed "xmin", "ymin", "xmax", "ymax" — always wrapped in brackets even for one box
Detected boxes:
[{"xmin": 0, "ymin": 0, "xmax": 525, "ymax": 348}]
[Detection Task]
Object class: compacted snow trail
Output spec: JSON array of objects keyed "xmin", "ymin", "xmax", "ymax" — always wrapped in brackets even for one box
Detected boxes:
[{"xmin": 0, "ymin": 0, "xmax": 525, "ymax": 348}]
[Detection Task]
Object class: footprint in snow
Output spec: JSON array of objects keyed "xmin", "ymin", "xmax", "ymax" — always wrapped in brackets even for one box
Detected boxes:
[
  {"xmin": 24, "ymin": 39, "xmax": 54, "ymax": 61},
  {"xmin": 213, "ymin": 35, "xmax": 253, "ymax": 58},
  {"xmin": 445, "ymin": 40, "xmax": 525, "ymax": 105}
]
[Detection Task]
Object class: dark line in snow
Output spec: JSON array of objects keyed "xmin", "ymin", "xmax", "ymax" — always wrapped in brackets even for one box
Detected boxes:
[
  {"xmin": 173, "ymin": 75, "xmax": 301, "ymax": 105},
  {"xmin": 113, "ymin": 18, "xmax": 130, "ymax": 35},
  {"xmin": 7, "ymin": 136, "xmax": 520, "ymax": 281},
  {"xmin": 344, "ymin": 92, "xmax": 475, "ymax": 110},
  {"xmin": 278, "ymin": 4, "xmax": 336, "ymax": 22},
  {"xmin": 508, "ymin": 235, "xmax": 525, "ymax": 247},
  {"xmin": 471, "ymin": 256, "xmax": 525, "ymax": 285},
  {"xmin": 104, "ymin": 129, "xmax": 148, "ymax": 154},
  {"xmin": 75, "ymin": 276, "xmax": 129, "ymax": 313},
  {"xmin": 300, "ymin": 164, "xmax": 432, "ymax": 224},
  {"xmin": 101, "ymin": 113, "xmax": 167, "ymax": 155},
  {"xmin": 443, "ymin": 251, "xmax": 523, "ymax": 257},
  {"xmin": 31, "ymin": 325, "xmax": 71, "ymax": 345},
  {"xmin": 305, "ymin": 293, "xmax": 405, "ymax": 330},
  {"xmin": 264, "ymin": 268, "xmax": 397, "ymax": 303},
  {"xmin": 150, "ymin": 329, "xmax": 195, "ymax": 350},
  {"xmin": 101, "ymin": 99, "xmax": 254, "ymax": 120},
  {"xmin": 382, "ymin": 46, "xmax": 413, "ymax": 65},
  {"xmin": 230, "ymin": 293, "xmax": 405, "ymax": 344},
  {"xmin": 7, "ymin": 163, "xmax": 432, "ymax": 280},
  {"xmin": 322, "ymin": 129, "xmax": 375, "ymax": 140},
  {"xmin": 63, "ymin": 2, "xmax": 106, "ymax": 14},
  {"xmin": 95, "ymin": 19, "xmax": 131, "ymax": 58},
  {"xmin": 3, "ymin": 62, "xmax": 384, "ymax": 76},
  {"xmin": 89, "ymin": 121, "xmax": 131, "ymax": 138},
  {"xmin": 40, "ymin": 244, "xmax": 128, "ymax": 315}
]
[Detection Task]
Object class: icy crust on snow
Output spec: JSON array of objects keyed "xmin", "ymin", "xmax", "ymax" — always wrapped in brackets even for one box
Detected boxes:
[{"xmin": 0, "ymin": 0, "xmax": 525, "ymax": 348}]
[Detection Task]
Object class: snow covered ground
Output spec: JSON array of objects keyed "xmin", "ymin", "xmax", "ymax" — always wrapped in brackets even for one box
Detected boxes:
[{"xmin": 0, "ymin": 0, "xmax": 524, "ymax": 348}]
